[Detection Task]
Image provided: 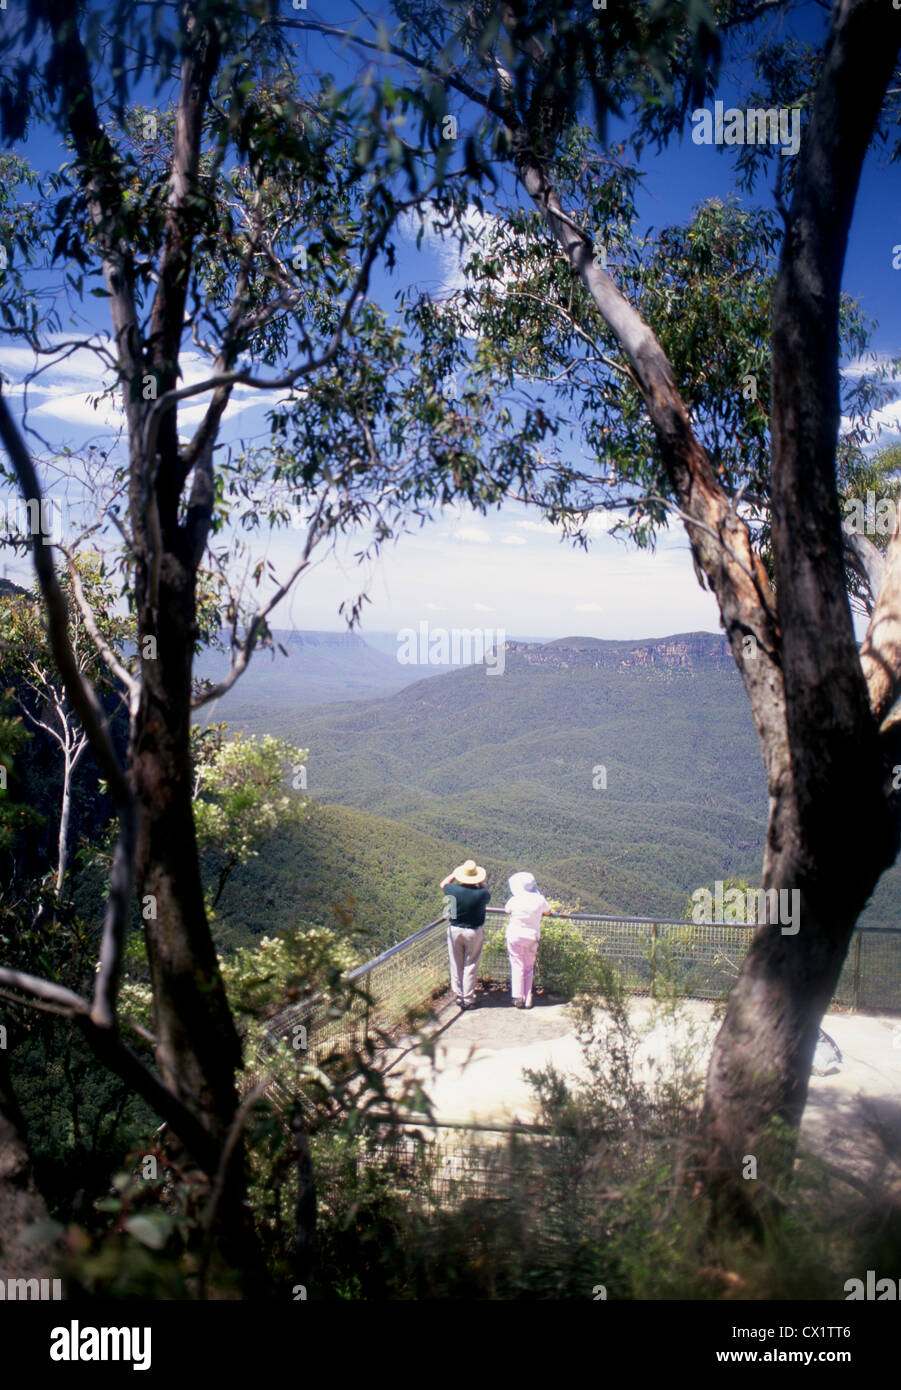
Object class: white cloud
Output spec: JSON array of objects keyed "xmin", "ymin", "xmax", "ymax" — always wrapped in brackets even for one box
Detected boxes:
[
  {"xmin": 503, "ymin": 534, "xmax": 526, "ymax": 546},
  {"xmin": 0, "ymin": 340, "xmax": 280, "ymax": 438},
  {"xmin": 842, "ymin": 353, "xmax": 899, "ymax": 382},
  {"xmin": 865, "ymin": 399, "xmax": 901, "ymax": 438},
  {"xmin": 473, "ymin": 601, "xmax": 495, "ymax": 612},
  {"xmin": 178, "ymin": 393, "xmax": 268, "ymax": 428},
  {"xmin": 514, "ymin": 510, "xmax": 631, "ymax": 540},
  {"xmin": 31, "ymin": 390, "xmax": 123, "ymax": 431},
  {"xmin": 575, "ymin": 602, "xmax": 604, "ymax": 613},
  {"xmin": 841, "ymin": 356, "xmax": 901, "ymax": 441},
  {"xmin": 455, "ymin": 524, "xmax": 492, "ymax": 545},
  {"xmin": 399, "ymin": 203, "xmax": 501, "ymax": 297},
  {"xmin": 583, "ymin": 510, "xmax": 623, "ymax": 536}
]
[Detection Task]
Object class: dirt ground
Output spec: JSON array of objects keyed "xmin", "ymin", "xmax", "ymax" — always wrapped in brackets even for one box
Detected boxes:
[{"xmin": 386, "ymin": 983, "xmax": 901, "ymax": 1188}]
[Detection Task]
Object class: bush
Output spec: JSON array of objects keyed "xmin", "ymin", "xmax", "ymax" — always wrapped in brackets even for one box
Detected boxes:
[{"xmin": 535, "ymin": 916, "xmax": 608, "ymax": 996}]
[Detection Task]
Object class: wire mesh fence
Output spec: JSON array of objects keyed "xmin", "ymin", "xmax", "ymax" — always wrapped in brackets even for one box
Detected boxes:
[
  {"xmin": 260, "ymin": 909, "xmax": 901, "ymax": 1081},
  {"xmin": 480, "ymin": 908, "xmax": 901, "ymax": 1009},
  {"xmin": 314, "ymin": 1116, "xmax": 566, "ymax": 1217},
  {"xmin": 255, "ymin": 916, "xmax": 450, "ymax": 1107},
  {"xmin": 259, "ymin": 910, "xmax": 901, "ymax": 1211}
]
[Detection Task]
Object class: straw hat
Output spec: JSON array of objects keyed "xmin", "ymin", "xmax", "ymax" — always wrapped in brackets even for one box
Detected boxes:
[{"xmin": 453, "ymin": 859, "xmax": 487, "ymax": 885}]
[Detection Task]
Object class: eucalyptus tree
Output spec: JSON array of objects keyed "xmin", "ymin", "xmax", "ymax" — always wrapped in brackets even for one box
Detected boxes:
[
  {"xmin": 0, "ymin": 0, "xmax": 494, "ymax": 1277},
  {"xmin": 292, "ymin": 0, "xmax": 901, "ymax": 1220}
]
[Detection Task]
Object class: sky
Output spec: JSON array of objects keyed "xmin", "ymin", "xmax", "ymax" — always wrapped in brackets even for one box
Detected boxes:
[{"xmin": 0, "ymin": 2, "xmax": 898, "ymax": 646}]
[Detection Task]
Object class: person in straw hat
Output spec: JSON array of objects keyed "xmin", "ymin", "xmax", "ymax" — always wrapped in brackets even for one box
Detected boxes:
[{"xmin": 439, "ymin": 859, "xmax": 490, "ymax": 1010}]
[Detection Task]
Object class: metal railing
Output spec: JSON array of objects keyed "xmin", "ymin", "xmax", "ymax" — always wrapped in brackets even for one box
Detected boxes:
[
  {"xmin": 479, "ymin": 910, "xmax": 901, "ymax": 1012},
  {"xmin": 321, "ymin": 1116, "xmax": 565, "ymax": 1216},
  {"xmin": 255, "ymin": 909, "xmax": 901, "ymax": 1102}
]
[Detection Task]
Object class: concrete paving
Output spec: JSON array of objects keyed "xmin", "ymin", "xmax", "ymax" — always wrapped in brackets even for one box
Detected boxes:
[{"xmin": 386, "ymin": 984, "xmax": 901, "ymax": 1185}]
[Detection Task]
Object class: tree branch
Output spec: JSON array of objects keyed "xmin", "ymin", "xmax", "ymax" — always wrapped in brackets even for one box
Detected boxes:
[
  {"xmin": 861, "ymin": 518, "xmax": 901, "ymax": 723},
  {"xmin": 90, "ymin": 800, "xmax": 138, "ymax": 1030},
  {"xmin": 841, "ymin": 520, "xmax": 885, "ymax": 615},
  {"xmin": 0, "ymin": 967, "xmax": 88, "ymax": 1015},
  {"xmin": 0, "ymin": 966, "xmax": 220, "ymax": 1175},
  {"xmin": 145, "ymin": 2, "xmax": 222, "ymax": 512},
  {"xmin": 272, "ymin": 17, "xmax": 513, "ymax": 129},
  {"xmin": 60, "ymin": 546, "xmax": 139, "ymax": 707},
  {"xmin": 190, "ymin": 507, "xmax": 324, "ymax": 711},
  {"xmin": 142, "ymin": 200, "xmax": 404, "ymax": 470},
  {"xmin": 504, "ymin": 140, "xmax": 788, "ymax": 790}
]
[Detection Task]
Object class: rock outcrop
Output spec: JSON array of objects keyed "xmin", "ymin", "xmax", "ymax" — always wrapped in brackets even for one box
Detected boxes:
[{"xmin": 503, "ymin": 631, "xmax": 733, "ymax": 672}]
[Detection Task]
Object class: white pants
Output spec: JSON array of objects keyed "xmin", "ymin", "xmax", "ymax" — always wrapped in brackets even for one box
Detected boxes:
[
  {"xmin": 507, "ymin": 928, "xmax": 540, "ymax": 1006},
  {"xmin": 447, "ymin": 924, "xmax": 484, "ymax": 1004}
]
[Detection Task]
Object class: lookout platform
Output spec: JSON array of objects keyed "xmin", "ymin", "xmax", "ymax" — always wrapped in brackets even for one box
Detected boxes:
[{"xmin": 384, "ymin": 986, "xmax": 901, "ymax": 1187}]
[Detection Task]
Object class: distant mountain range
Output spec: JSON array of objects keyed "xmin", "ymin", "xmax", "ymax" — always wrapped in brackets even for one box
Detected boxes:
[
  {"xmin": 196, "ymin": 628, "xmax": 740, "ymax": 728},
  {"xmin": 199, "ymin": 627, "xmax": 740, "ymax": 726},
  {"xmin": 194, "ymin": 628, "xmax": 429, "ymax": 721},
  {"xmin": 211, "ymin": 628, "xmax": 901, "ymax": 948},
  {"xmin": 285, "ymin": 633, "xmax": 767, "ymax": 922},
  {"xmin": 5, "ymin": 603, "xmax": 893, "ymax": 949}
]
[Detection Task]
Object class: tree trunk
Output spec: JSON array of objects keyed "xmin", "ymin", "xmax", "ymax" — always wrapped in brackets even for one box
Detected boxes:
[
  {"xmin": 54, "ymin": 735, "xmax": 86, "ymax": 895},
  {"xmin": 131, "ymin": 541, "xmax": 261, "ymax": 1280},
  {"xmin": 700, "ymin": 0, "xmax": 901, "ymax": 1221},
  {"xmin": 504, "ymin": 0, "xmax": 901, "ymax": 1219},
  {"xmin": 55, "ymin": 746, "xmax": 72, "ymax": 896},
  {"xmin": 293, "ymin": 1116, "xmax": 317, "ymax": 1291},
  {"xmin": 700, "ymin": 876, "xmax": 888, "ymax": 1222}
]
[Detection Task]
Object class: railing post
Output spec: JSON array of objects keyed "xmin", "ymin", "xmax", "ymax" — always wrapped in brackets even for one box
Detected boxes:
[
  {"xmin": 650, "ymin": 922, "xmax": 658, "ymax": 994},
  {"xmin": 852, "ymin": 930, "xmax": 862, "ymax": 1012}
]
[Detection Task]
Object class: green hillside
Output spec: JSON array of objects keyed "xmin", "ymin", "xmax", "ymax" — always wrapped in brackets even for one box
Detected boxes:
[
  {"xmin": 281, "ymin": 651, "xmax": 769, "ymax": 921},
  {"xmin": 213, "ymin": 798, "xmax": 625, "ymax": 952},
  {"xmin": 210, "ymin": 801, "xmax": 470, "ymax": 952},
  {"xmin": 209, "ymin": 636, "xmax": 901, "ymax": 949}
]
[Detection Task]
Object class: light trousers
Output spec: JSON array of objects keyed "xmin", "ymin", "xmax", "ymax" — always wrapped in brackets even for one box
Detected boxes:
[
  {"xmin": 447, "ymin": 923, "xmax": 484, "ymax": 1004},
  {"xmin": 507, "ymin": 929, "xmax": 540, "ymax": 1006}
]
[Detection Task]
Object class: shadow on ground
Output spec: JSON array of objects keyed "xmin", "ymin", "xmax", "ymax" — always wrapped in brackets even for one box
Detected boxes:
[{"xmin": 387, "ymin": 988, "xmax": 901, "ymax": 1194}]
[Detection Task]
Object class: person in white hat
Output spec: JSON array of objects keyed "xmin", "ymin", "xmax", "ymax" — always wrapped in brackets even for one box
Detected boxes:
[
  {"xmin": 505, "ymin": 871, "xmax": 551, "ymax": 1009},
  {"xmin": 439, "ymin": 859, "xmax": 490, "ymax": 1010}
]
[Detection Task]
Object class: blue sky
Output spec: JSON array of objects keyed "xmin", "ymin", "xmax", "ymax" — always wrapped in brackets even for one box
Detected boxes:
[{"xmin": 1, "ymin": 3, "xmax": 898, "ymax": 644}]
